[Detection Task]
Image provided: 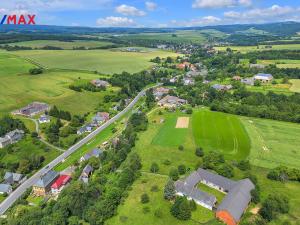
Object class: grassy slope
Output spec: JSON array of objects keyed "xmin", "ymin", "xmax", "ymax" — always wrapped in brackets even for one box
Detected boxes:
[
  {"xmin": 241, "ymin": 117, "xmax": 300, "ymax": 169},
  {"xmin": 0, "ymin": 52, "xmax": 118, "ymax": 115},
  {"xmin": 107, "ymin": 108, "xmax": 300, "ymax": 225},
  {"xmin": 290, "ymin": 79, "xmax": 300, "ymax": 92},
  {"xmin": 12, "ymin": 49, "xmax": 180, "ymax": 74},
  {"xmin": 2, "ymin": 40, "xmax": 114, "ymax": 50},
  {"xmin": 192, "ymin": 110, "xmax": 251, "ymax": 160}
]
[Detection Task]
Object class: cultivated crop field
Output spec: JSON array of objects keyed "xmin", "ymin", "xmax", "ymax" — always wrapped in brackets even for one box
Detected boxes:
[
  {"xmin": 12, "ymin": 49, "xmax": 180, "ymax": 74},
  {"xmin": 215, "ymin": 44, "xmax": 300, "ymax": 53},
  {"xmin": 241, "ymin": 118, "xmax": 300, "ymax": 169},
  {"xmin": 0, "ymin": 52, "xmax": 118, "ymax": 115},
  {"xmin": 2, "ymin": 40, "xmax": 114, "ymax": 49},
  {"xmin": 192, "ymin": 110, "xmax": 251, "ymax": 160},
  {"xmin": 290, "ymin": 79, "xmax": 300, "ymax": 92}
]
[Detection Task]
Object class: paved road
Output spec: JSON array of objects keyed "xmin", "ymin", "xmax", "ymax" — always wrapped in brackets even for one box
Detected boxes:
[{"xmin": 0, "ymin": 84, "xmax": 160, "ymax": 215}]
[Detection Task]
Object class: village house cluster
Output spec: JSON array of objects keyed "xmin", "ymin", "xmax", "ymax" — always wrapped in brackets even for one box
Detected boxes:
[
  {"xmin": 0, "ymin": 129, "xmax": 24, "ymax": 148},
  {"xmin": 32, "ymin": 148, "xmax": 103, "ymax": 197},
  {"xmin": 77, "ymin": 112, "xmax": 110, "ymax": 135},
  {"xmin": 0, "ymin": 172, "xmax": 27, "ymax": 195},
  {"xmin": 175, "ymin": 168, "xmax": 255, "ymax": 225}
]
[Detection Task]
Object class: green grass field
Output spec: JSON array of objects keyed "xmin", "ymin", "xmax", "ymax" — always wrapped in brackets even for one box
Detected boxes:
[
  {"xmin": 2, "ymin": 40, "xmax": 114, "ymax": 50},
  {"xmin": 290, "ymin": 79, "xmax": 300, "ymax": 92},
  {"xmin": 12, "ymin": 49, "xmax": 180, "ymax": 74},
  {"xmin": 107, "ymin": 108, "xmax": 300, "ymax": 225},
  {"xmin": 241, "ymin": 118, "xmax": 300, "ymax": 169},
  {"xmin": 137, "ymin": 110, "xmax": 197, "ymax": 175},
  {"xmin": 151, "ymin": 114, "xmax": 189, "ymax": 147},
  {"xmin": 106, "ymin": 173, "xmax": 220, "ymax": 225},
  {"xmin": 192, "ymin": 110, "xmax": 251, "ymax": 160},
  {"xmin": 0, "ymin": 52, "xmax": 119, "ymax": 115},
  {"xmin": 215, "ymin": 44, "xmax": 300, "ymax": 53},
  {"xmin": 119, "ymin": 31, "xmax": 208, "ymax": 44},
  {"xmin": 0, "ymin": 135, "xmax": 60, "ymax": 168}
]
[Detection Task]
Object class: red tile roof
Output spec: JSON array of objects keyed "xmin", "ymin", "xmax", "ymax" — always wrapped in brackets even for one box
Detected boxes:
[{"xmin": 51, "ymin": 175, "xmax": 71, "ymax": 189}]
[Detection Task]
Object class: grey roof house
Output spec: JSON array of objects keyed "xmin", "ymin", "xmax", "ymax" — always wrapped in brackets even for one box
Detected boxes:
[
  {"xmin": 0, "ymin": 184, "xmax": 12, "ymax": 194},
  {"xmin": 79, "ymin": 164, "xmax": 93, "ymax": 184},
  {"xmin": 175, "ymin": 168, "xmax": 255, "ymax": 225},
  {"xmin": 0, "ymin": 129, "xmax": 24, "ymax": 148},
  {"xmin": 80, "ymin": 148, "xmax": 103, "ymax": 162},
  {"xmin": 4, "ymin": 172, "xmax": 26, "ymax": 185}
]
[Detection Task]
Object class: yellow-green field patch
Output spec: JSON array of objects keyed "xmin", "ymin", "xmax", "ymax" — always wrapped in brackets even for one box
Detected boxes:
[
  {"xmin": 12, "ymin": 49, "xmax": 180, "ymax": 74},
  {"xmin": 290, "ymin": 79, "xmax": 300, "ymax": 93}
]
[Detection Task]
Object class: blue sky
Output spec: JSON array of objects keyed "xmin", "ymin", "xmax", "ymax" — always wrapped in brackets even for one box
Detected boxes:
[{"xmin": 1, "ymin": 0, "xmax": 300, "ymax": 27}]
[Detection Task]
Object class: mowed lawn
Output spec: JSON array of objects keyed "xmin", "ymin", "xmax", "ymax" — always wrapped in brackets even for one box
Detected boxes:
[
  {"xmin": 12, "ymin": 49, "xmax": 180, "ymax": 74},
  {"xmin": 241, "ymin": 118, "xmax": 300, "ymax": 169},
  {"xmin": 0, "ymin": 52, "xmax": 118, "ymax": 115},
  {"xmin": 290, "ymin": 79, "xmax": 300, "ymax": 93},
  {"xmin": 192, "ymin": 110, "xmax": 251, "ymax": 160},
  {"xmin": 106, "ymin": 173, "xmax": 220, "ymax": 225},
  {"xmin": 138, "ymin": 110, "xmax": 197, "ymax": 175},
  {"xmin": 151, "ymin": 114, "xmax": 189, "ymax": 147},
  {"xmin": 3, "ymin": 40, "xmax": 114, "ymax": 50}
]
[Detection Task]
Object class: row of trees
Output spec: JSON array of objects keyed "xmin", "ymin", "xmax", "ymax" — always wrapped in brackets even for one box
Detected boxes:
[
  {"xmin": 0, "ymin": 116, "xmax": 27, "ymax": 136},
  {"xmin": 267, "ymin": 166, "xmax": 300, "ymax": 182}
]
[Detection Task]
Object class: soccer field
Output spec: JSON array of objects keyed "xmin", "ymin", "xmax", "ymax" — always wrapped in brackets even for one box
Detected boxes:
[
  {"xmin": 12, "ymin": 49, "xmax": 180, "ymax": 74},
  {"xmin": 192, "ymin": 110, "xmax": 251, "ymax": 160}
]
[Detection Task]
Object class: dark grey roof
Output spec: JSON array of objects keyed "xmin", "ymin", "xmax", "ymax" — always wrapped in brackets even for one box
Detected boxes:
[
  {"xmin": 34, "ymin": 170, "xmax": 58, "ymax": 188},
  {"xmin": 217, "ymin": 179, "xmax": 255, "ymax": 222},
  {"xmin": 4, "ymin": 172, "xmax": 23, "ymax": 184},
  {"xmin": 82, "ymin": 164, "xmax": 93, "ymax": 175},
  {"xmin": 0, "ymin": 184, "xmax": 12, "ymax": 193},
  {"xmin": 197, "ymin": 168, "xmax": 237, "ymax": 191},
  {"xmin": 175, "ymin": 180, "xmax": 216, "ymax": 208},
  {"xmin": 184, "ymin": 171, "xmax": 201, "ymax": 188},
  {"xmin": 190, "ymin": 188, "xmax": 216, "ymax": 207}
]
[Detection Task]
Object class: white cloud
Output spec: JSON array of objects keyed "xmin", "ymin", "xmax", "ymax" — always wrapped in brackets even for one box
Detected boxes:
[
  {"xmin": 145, "ymin": 1, "xmax": 157, "ymax": 11},
  {"xmin": 96, "ymin": 16, "xmax": 136, "ymax": 27},
  {"xmin": 192, "ymin": 0, "xmax": 251, "ymax": 9},
  {"xmin": 224, "ymin": 5, "xmax": 300, "ymax": 23},
  {"xmin": 115, "ymin": 4, "xmax": 146, "ymax": 16},
  {"xmin": 239, "ymin": 0, "xmax": 251, "ymax": 7},
  {"xmin": 171, "ymin": 16, "xmax": 222, "ymax": 27}
]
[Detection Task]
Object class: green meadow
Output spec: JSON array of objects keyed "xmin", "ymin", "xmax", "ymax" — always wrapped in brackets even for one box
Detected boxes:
[
  {"xmin": 12, "ymin": 49, "xmax": 180, "ymax": 74},
  {"xmin": 106, "ymin": 173, "xmax": 220, "ymax": 225},
  {"xmin": 192, "ymin": 110, "xmax": 251, "ymax": 160},
  {"xmin": 2, "ymin": 40, "xmax": 114, "ymax": 50},
  {"xmin": 107, "ymin": 108, "xmax": 300, "ymax": 225},
  {"xmin": 0, "ymin": 52, "xmax": 119, "ymax": 115},
  {"xmin": 241, "ymin": 118, "xmax": 300, "ymax": 169},
  {"xmin": 0, "ymin": 135, "xmax": 60, "ymax": 169}
]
